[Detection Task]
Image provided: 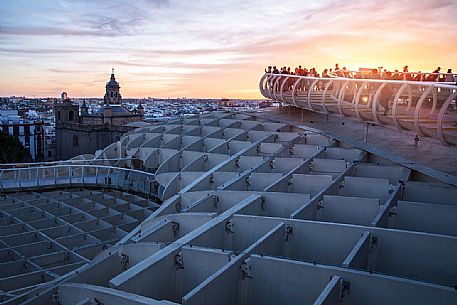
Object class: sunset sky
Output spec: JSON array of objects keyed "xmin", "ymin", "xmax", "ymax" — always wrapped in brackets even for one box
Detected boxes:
[{"xmin": 1, "ymin": 0, "xmax": 456, "ymax": 99}]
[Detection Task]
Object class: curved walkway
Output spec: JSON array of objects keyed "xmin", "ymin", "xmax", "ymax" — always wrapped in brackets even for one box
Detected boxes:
[
  {"xmin": 260, "ymin": 73, "xmax": 457, "ymax": 145},
  {"xmin": 0, "ymin": 164, "xmax": 157, "ymax": 198}
]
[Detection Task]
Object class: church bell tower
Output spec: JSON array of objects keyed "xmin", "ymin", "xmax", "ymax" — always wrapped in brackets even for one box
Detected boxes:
[{"xmin": 104, "ymin": 68, "xmax": 122, "ymax": 105}]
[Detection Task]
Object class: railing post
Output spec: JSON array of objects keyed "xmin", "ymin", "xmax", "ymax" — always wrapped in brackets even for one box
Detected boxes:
[
  {"xmin": 36, "ymin": 167, "xmax": 39, "ymax": 187},
  {"xmin": 391, "ymin": 83, "xmax": 408, "ymax": 129},
  {"xmin": 413, "ymin": 86, "xmax": 434, "ymax": 138},
  {"xmin": 135, "ymin": 172, "xmax": 141, "ymax": 192},
  {"xmin": 364, "ymin": 122, "xmax": 369, "ymax": 142},
  {"xmin": 272, "ymin": 76, "xmax": 282, "ymax": 101},
  {"xmin": 68, "ymin": 164, "xmax": 71, "ymax": 186},
  {"xmin": 321, "ymin": 80, "xmax": 333, "ymax": 114},
  {"xmin": 279, "ymin": 76, "xmax": 290, "ymax": 104},
  {"xmin": 265, "ymin": 75, "xmax": 273, "ymax": 99},
  {"xmin": 406, "ymin": 85, "xmax": 413, "ymax": 111},
  {"xmin": 259, "ymin": 74, "xmax": 268, "ymax": 97},
  {"xmin": 337, "ymin": 80, "xmax": 349, "ymax": 116},
  {"xmin": 371, "ymin": 82, "xmax": 387, "ymax": 125},
  {"xmin": 354, "ymin": 81, "xmax": 368, "ymax": 121},
  {"xmin": 117, "ymin": 168, "xmax": 122, "ymax": 190},
  {"xmin": 430, "ymin": 89, "xmax": 438, "ymax": 114},
  {"xmin": 307, "ymin": 79, "xmax": 319, "ymax": 111},
  {"xmin": 291, "ymin": 78, "xmax": 301, "ymax": 108},
  {"xmin": 436, "ymin": 90, "xmax": 457, "ymax": 145},
  {"xmin": 107, "ymin": 167, "xmax": 111, "ymax": 187}
]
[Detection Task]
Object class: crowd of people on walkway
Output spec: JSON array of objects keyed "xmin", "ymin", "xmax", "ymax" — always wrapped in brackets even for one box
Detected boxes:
[
  {"xmin": 264, "ymin": 64, "xmax": 457, "ymax": 117},
  {"xmin": 264, "ymin": 64, "xmax": 457, "ymax": 83}
]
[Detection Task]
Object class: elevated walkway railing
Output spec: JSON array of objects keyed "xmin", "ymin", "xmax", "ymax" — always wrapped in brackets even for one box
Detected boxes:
[
  {"xmin": 0, "ymin": 158, "xmax": 133, "ymax": 169},
  {"xmin": 327, "ymin": 70, "xmax": 457, "ymax": 82},
  {"xmin": 260, "ymin": 73, "xmax": 457, "ymax": 145},
  {"xmin": 0, "ymin": 164, "xmax": 157, "ymax": 197}
]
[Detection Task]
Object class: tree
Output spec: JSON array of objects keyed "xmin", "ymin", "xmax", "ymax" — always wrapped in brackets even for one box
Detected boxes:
[{"xmin": 0, "ymin": 131, "xmax": 32, "ymax": 163}]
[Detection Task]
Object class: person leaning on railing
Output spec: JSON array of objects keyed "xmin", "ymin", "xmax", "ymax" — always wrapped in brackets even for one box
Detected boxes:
[
  {"xmin": 391, "ymin": 70, "xmax": 402, "ymax": 80},
  {"xmin": 414, "ymin": 72, "xmax": 423, "ymax": 81},
  {"xmin": 322, "ymin": 69, "xmax": 329, "ymax": 78},
  {"xmin": 429, "ymin": 67, "xmax": 441, "ymax": 81},
  {"xmin": 444, "ymin": 69, "xmax": 455, "ymax": 82}
]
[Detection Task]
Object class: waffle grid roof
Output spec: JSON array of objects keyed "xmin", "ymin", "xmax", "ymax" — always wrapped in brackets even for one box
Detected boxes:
[{"xmin": 1, "ymin": 111, "xmax": 456, "ymax": 305}]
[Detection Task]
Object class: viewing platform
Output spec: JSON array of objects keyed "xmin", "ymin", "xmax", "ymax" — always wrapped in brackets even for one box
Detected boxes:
[{"xmin": 259, "ymin": 71, "xmax": 457, "ymax": 145}]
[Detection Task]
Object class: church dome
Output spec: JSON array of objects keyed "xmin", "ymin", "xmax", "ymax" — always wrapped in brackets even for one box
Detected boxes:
[{"xmin": 106, "ymin": 79, "xmax": 119, "ymax": 87}]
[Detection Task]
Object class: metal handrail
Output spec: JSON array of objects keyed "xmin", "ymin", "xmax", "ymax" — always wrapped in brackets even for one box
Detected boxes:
[
  {"xmin": 262, "ymin": 73, "xmax": 457, "ymax": 87},
  {"xmin": 0, "ymin": 164, "xmax": 157, "ymax": 196},
  {"xmin": 0, "ymin": 164, "xmax": 149, "ymax": 174},
  {"xmin": 327, "ymin": 70, "xmax": 457, "ymax": 81},
  {"xmin": 0, "ymin": 158, "xmax": 133, "ymax": 169}
]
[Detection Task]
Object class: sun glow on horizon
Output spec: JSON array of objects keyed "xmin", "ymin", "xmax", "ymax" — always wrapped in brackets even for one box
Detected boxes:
[{"xmin": 1, "ymin": 0, "xmax": 456, "ymax": 99}]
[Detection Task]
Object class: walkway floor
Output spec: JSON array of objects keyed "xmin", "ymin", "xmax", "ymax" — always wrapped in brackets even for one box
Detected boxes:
[{"xmin": 251, "ymin": 107, "xmax": 457, "ymax": 185}]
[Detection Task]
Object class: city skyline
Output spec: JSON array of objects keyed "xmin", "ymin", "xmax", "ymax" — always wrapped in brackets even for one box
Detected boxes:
[{"xmin": 1, "ymin": 0, "xmax": 457, "ymax": 99}]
